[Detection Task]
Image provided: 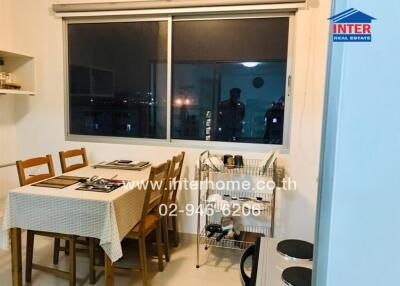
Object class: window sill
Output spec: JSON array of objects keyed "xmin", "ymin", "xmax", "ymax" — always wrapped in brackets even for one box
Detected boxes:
[{"xmin": 66, "ymin": 134, "xmax": 288, "ymax": 153}]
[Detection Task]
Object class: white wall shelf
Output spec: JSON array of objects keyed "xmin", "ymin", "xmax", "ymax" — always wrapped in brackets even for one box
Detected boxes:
[
  {"xmin": 0, "ymin": 50, "xmax": 35, "ymax": 96},
  {"xmin": 0, "ymin": 89, "xmax": 35, "ymax": 96}
]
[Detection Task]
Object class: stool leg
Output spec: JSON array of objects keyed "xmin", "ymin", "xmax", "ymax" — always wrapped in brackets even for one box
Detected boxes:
[
  {"xmin": 68, "ymin": 237, "xmax": 76, "ymax": 286},
  {"xmin": 53, "ymin": 238, "xmax": 60, "ymax": 265},
  {"xmin": 25, "ymin": 230, "xmax": 34, "ymax": 283}
]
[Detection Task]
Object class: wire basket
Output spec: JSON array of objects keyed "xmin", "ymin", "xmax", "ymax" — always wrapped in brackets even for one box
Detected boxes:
[
  {"xmin": 200, "ymin": 189, "xmax": 273, "ymax": 215},
  {"xmin": 200, "ymin": 224, "xmax": 269, "ymax": 250},
  {"xmin": 206, "ymin": 155, "xmax": 276, "ymax": 177}
]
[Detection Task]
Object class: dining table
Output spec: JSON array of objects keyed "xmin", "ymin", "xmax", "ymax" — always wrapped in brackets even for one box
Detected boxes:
[{"xmin": 0, "ymin": 164, "xmax": 155, "ymax": 286}]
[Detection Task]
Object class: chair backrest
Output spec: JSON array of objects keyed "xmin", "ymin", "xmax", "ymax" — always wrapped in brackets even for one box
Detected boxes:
[
  {"xmin": 59, "ymin": 147, "xmax": 88, "ymax": 173},
  {"xmin": 139, "ymin": 160, "xmax": 170, "ymax": 234},
  {"xmin": 16, "ymin": 155, "xmax": 55, "ymax": 186},
  {"xmin": 164, "ymin": 152, "xmax": 185, "ymax": 205}
]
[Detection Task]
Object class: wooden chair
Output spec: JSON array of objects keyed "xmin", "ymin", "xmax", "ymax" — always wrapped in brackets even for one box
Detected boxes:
[
  {"xmin": 55, "ymin": 147, "xmax": 90, "ymax": 265},
  {"xmin": 16, "ymin": 154, "xmax": 55, "ymax": 186},
  {"xmin": 16, "ymin": 155, "xmax": 77, "ymax": 285},
  {"xmin": 88, "ymin": 161, "xmax": 170, "ymax": 286},
  {"xmin": 167, "ymin": 152, "xmax": 185, "ymax": 247},
  {"xmin": 59, "ymin": 147, "xmax": 88, "ymax": 173},
  {"xmin": 159, "ymin": 152, "xmax": 185, "ymax": 262}
]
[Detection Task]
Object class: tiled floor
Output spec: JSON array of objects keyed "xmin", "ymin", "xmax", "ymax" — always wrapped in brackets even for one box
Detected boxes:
[{"xmin": 0, "ymin": 232, "xmax": 244, "ymax": 286}]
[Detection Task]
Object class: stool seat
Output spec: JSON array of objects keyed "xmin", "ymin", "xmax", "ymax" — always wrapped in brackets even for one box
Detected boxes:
[
  {"xmin": 282, "ymin": 267, "xmax": 312, "ymax": 286},
  {"xmin": 277, "ymin": 239, "xmax": 314, "ymax": 260}
]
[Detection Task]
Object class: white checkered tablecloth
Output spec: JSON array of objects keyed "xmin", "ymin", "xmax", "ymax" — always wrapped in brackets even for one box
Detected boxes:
[{"xmin": 0, "ymin": 166, "xmax": 150, "ymax": 262}]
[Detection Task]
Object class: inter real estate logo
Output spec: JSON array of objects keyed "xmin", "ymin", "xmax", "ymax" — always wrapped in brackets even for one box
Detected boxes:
[{"xmin": 329, "ymin": 8, "xmax": 376, "ymax": 42}]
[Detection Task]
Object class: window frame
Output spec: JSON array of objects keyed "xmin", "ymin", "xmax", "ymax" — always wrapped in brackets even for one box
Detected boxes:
[{"xmin": 63, "ymin": 13, "xmax": 295, "ymax": 152}]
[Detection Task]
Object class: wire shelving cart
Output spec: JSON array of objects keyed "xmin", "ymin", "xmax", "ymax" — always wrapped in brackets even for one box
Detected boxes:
[{"xmin": 196, "ymin": 150, "xmax": 278, "ymax": 268}]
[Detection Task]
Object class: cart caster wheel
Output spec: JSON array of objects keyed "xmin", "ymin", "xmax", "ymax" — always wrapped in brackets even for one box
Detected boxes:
[{"xmin": 196, "ymin": 265, "xmax": 200, "ymax": 268}]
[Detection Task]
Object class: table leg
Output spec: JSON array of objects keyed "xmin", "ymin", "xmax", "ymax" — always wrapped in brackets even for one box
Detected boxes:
[
  {"xmin": 10, "ymin": 228, "xmax": 22, "ymax": 286},
  {"xmin": 104, "ymin": 253, "xmax": 114, "ymax": 286}
]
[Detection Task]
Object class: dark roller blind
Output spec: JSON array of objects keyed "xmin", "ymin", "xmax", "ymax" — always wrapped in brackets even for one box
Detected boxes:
[
  {"xmin": 173, "ymin": 18, "xmax": 289, "ymax": 62},
  {"xmin": 54, "ymin": 0, "xmax": 305, "ymax": 13}
]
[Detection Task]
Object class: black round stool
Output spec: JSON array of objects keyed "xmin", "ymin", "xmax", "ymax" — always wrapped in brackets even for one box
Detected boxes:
[
  {"xmin": 277, "ymin": 239, "xmax": 314, "ymax": 260},
  {"xmin": 282, "ymin": 267, "xmax": 312, "ymax": 286}
]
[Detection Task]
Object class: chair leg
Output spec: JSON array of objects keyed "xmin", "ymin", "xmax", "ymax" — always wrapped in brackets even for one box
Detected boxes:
[
  {"xmin": 89, "ymin": 238, "xmax": 96, "ymax": 284},
  {"xmin": 53, "ymin": 238, "xmax": 60, "ymax": 265},
  {"xmin": 25, "ymin": 230, "xmax": 34, "ymax": 283},
  {"xmin": 172, "ymin": 215, "xmax": 179, "ymax": 247},
  {"xmin": 68, "ymin": 237, "xmax": 76, "ymax": 286},
  {"xmin": 162, "ymin": 216, "xmax": 170, "ymax": 262},
  {"xmin": 65, "ymin": 239, "xmax": 70, "ymax": 255},
  {"xmin": 138, "ymin": 237, "xmax": 148, "ymax": 286},
  {"xmin": 156, "ymin": 221, "xmax": 164, "ymax": 272}
]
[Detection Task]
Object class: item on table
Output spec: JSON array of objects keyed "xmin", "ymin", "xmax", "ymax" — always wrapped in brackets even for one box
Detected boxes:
[
  {"xmin": 226, "ymin": 156, "xmax": 235, "ymax": 168},
  {"xmin": 94, "ymin": 160, "xmax": 150, "ymax": 170},
  {"xmin": 218, "ymin": 218, "xmax": 234, "ymax": 241},
  {"xmin": 221, "ymin": 217, "xmax": 234, "ymax": 231},
  {"xmin": 203, "ymin": 156, "xmax": 224, "ymax": 171},
  {"xmin": 76, "ymin": 177, "xmax": 123, "ymax": 193},
  {"xmin": 117, "ymin": 160, "xmax": 132, "ymax": 164},
  {"xmin": 215, "ymin": 230, "xmax": 229, "ymax": 242},
  {"xmin": 207, "ymin": 193, "xmax": 223, "ymax": 203},
  {"xmin": 234, "ymin": 155, "xmax": 244, "ymax": 167},
  {"xmin": 223, "ymin": 154, "xmax": 233, "ymax": 165},
  {"xmin": 206, "ymin": 224, "xmax": 222, "ymax": 238}
]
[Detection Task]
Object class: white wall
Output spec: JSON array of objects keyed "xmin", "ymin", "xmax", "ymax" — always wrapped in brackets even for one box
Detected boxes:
[
  {"xmin": 0, "ymin": 0, "xmax": 331, "ymax": 239},
  {"xmin": 315, "ymin": 0, "xmax": 400, "ymax": 285},
  {"xmin": 0, "ymin": 1, "xmax": 20, "ymax": 196}
]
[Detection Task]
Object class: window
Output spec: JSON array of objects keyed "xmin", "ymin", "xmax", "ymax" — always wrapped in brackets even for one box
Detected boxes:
[
  {"xmin": 172, "ymin": 18, "xmax": 288, "ymax": 144},
  {"xmin": 67, "ymin": 17, "xmax": 291, "ymax": 146},
  {"xmin": 68, "ymin": 21, "xmax": 168, "ymax": 139}
]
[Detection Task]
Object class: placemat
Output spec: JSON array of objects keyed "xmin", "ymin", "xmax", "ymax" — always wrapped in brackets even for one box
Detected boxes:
[
  {"xmin": 32, "ymin": 175, "xmax": 87, "ymax": 189},
  {"xmin": 93, "ymin": 161, "xmax": 151, "ymax": 171}
]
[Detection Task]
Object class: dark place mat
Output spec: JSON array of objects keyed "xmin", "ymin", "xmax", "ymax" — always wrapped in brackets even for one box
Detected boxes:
[
  {"xmin": 277, "ymin": 239, "xmax": 314, "ymax": 260},
  {"xmin": 93, "ymin": 161, "xmax": 150, "ymax": 171},
  {"xmin": 282, "ymin": 267, "xmax": 312, "ymax": 286},
  {"xmin": 32, "ymin": 176, "xmax": 87, "ymax": 189}
]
